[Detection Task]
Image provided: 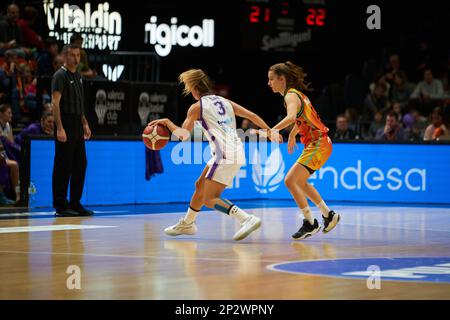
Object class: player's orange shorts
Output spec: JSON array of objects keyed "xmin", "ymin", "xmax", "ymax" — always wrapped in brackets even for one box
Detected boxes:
[{"xmin": 297, "ymin": 134, "xmax": 332, "ymax": 173}]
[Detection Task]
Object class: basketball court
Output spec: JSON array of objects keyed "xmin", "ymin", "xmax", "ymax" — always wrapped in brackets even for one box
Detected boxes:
[{"xmin": 1, "ymin": 201, "xmax": 449, "ymax": 300}]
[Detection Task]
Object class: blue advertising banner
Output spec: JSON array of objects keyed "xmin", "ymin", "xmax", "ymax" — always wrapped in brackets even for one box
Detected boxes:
[{"xmin": 30, "ymin": 140, "xmax": 450, "ymax": 207}]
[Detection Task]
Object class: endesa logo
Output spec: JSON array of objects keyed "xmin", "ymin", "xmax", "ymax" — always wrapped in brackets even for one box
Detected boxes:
[
  {"xmin": 144, "ymin": 16, "xmax": 215, "ymax": 57},
  {"xmin": 310, "ymin": 160, "xmax": 426, "ymax": 192}
]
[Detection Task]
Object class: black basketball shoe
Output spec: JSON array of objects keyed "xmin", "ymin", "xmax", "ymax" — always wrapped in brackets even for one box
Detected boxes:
[
  {"xmin": 322, "ymin": 210, "xmax": 341, "ymax": 233},
  {"xmin": 292, "ymin": 219, "xmax": 321, "ymax": 240},
  {"xmin": 71, "ymin": 203, "xmax": 94, "ymax": 216},
  {"xmin": 55, "ymin": 208, "xmax": 80, "ymax": 217}
]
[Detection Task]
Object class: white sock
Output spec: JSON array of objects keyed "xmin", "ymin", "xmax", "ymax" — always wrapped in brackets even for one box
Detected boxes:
[
  {"xmin": 184, "ymin": 207, "xmax": 200, "ymax": 224},
  {"xmin": 229, "ymin": 205, "xmax": 250, "ymax": 222},
  {"xmin": 301, "ymin": 206, "xmax": 314, "ymax": 225},
  {"xmin": 316, "ymin": 200, "xmax": 331, "ymax": 218}
]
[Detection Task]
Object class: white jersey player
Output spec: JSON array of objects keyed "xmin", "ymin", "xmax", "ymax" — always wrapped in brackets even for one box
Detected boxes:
[
  {"xmin": 199, "ymin": 94, "xmax": 246, "ymax": 186},
  {"xmin": 148, "ymin": 69, "xmax": 281, "ymax": 241}
]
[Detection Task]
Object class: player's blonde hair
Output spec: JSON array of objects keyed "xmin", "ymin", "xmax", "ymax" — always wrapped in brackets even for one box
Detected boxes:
[
  {"xmin": 178, "ymin": 69, "xmax": 213, "ymax": 96},
  {"xmin": 269, "ymin": 61, "xmax": 312, "ymax": 92}
]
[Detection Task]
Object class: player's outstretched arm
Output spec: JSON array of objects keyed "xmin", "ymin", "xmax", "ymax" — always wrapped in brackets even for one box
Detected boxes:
[
  {"xmin": 289, "ymin": 125, "xmax": 299, "ymax": 137},
  {"xmin": 229, "ymin": 100, "xmax": 270, "ymax": 130},
  {"xmin": 230, "ymin": 100, "xmax": 283, "ymax": 143},
  {"xmin": 229, "ymin": 100, "xmax": 282, "ymax": 143},
  {"xmin": 147, "ymin": 102, "xmax": 200, "ymax": 141},
  {"xmin": 272, "ymin": 93, "xmax": 298, "ymax": 132}
]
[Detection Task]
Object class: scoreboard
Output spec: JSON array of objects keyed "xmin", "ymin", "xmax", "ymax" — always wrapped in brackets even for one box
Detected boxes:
[{"xmin": 241, "ymin": 0, "xmax": 329, "ymax": 52}]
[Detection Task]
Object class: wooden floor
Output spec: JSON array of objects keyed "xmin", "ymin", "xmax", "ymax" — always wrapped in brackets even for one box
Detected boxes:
[{"xmin": 0, "ymin": 204, "xmax": 449, "ymax": 300}]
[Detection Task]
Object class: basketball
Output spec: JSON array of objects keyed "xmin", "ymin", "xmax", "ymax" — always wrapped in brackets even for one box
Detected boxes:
[{"xmin": 142, "ymin": 124, "xmax": 170, "ymax": 150}]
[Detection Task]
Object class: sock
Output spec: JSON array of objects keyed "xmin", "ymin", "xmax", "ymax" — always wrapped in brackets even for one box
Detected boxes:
[
  {"xmin": 214, "ymin": 198, "xmax": 233, "ymax": 214},
  {"xmin": 228, "ymin": 205, "xmax": 250, "ymax": 222},
  {"xmin": 184, "ymin": 206, "xmax": 200, "ymax": 224},
  {"xmin": 301, "ymin": 206, "xmax": 314, "ymax": 225},
  {"xmin": 316, "ymin": 200, "xmax": 331, "ymax": 218}
]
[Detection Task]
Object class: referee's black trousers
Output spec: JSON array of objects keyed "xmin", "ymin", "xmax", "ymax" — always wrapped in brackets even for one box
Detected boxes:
[{"xmin": 52, "ymin": 114, "xmax": 87, "ymax": 210}]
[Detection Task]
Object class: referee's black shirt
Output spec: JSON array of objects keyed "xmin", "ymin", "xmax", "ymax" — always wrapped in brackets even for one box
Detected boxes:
[{"xmin": 51, "ymin": 66, "xmax": 84, "ymax": 115}]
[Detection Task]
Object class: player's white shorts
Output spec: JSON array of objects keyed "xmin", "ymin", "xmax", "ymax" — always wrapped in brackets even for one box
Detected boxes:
[{"xmin": 206, "ymin": 155, "xmax": 245, "ymax": 187}]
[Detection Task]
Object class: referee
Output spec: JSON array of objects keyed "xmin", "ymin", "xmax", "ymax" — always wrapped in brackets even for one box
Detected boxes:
[{"xmin": 51, "ymin": 43, "xmax": 93, "ymax": 217}]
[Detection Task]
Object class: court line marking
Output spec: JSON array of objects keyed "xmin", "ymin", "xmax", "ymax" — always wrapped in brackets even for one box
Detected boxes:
[
  {"xmin": 0, "ymin": 249, "xmax": 281, "ymax": 263},
  {"xmin": 0, "ymin": 211, "xmax": 130, "ymax": 218},
  {"xmin": 336, "ymin": 222, "xmax": 450, "ymax": 233},
  {"xmin": 0, "ymin": 225, "xmax": 117, "ymax": 234}
]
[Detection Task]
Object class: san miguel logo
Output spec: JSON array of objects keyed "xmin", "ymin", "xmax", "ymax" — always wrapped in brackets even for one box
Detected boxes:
[{"xmin": 43, "ymin": 0, "xmax": 122, "ymax": 50}]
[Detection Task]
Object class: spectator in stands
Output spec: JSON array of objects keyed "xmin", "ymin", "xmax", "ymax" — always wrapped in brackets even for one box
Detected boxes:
[
  {"xmin": 392, "ymin": 102, "xmax": 403, "ymax": 122},
  {"xmin": 0, "ymin": 141, "xmax": 19, "ymax": 202},
  {"xmin": 405, "ymin": 108, "xmax": 428, "ymax": 141},
  {"xmin": 0, "ymin": 4, "xmax": 26, "ymax": 58},
  {"xmin": 0, "ymin": 104, "xmax": 14, "ymax": 143},
  {"xmin": 369, "ymin": 72, "xmax": 390, "ymax": 98},
  {"xmin": 17, "ymin": 6, "xmax": 44, "ymax": 53},
  {"xmin": 37, "ymin": 37, "xmax": 59, "ymax": 76},
  {"xmin": 437, "ymin": 55, "xmax": 450, "ymax": 99},
  {"xmin": 53, "ymin": 53, "xmax": 64, "ymax": 72},
  {"xmin": 423, "ymin": 107, "xmax": 449, "ymax": 141},
  {"xmin": 70, "ymin": 33, "xmax": 97, "ymax": 79},
  {"xmin": 0, "ymin": 51, "xmax": 22, "ymax": 119},
  {"xmin": 43, "ymin": 102, "xmax": 53, "ymax": 114},
  {"xmin": 0, "ymin": 104, "xmax": 19, "ymax": 202},
  {"xmin": 0, "ymin": 156, "xmax": 15, "ymax": 205},
  {"xmin": 375, "ymin": 112, "xmax": 409, "ymax": 141},
  {"xmin": 14, "ymin": 112, "xmax": 54, "ymax": 147},
  {"xmin": 410, "ymin": 68, "xmax": 444, "ymax": 114},
  {"xmin": 384, "ymin": 53, "xmax": 402, "ymax": 83},
  {"xmin": 363, "ymin": 82, "xmax": 391, "ymax": 121},
  {"xmin": 367, "ymin": 111, "xmax": 384, "ymax": 139},
  {"xmin": 344, "ymin": 107, "xmax": 360, "ymax": 135},
  {"xmin": 391, "ymin": 71, "xmax": 414, "ymax": 109},
  {"xmin": 17, "ymin": 63, "xmax": 37, "ymax": 113},
  {"xmin": 0, "ymin": 52, "xmax": 14, "ymax": 98},
  {"xmin": 332, "ymin": 114, "xmax": 356, "ymax": 140},
  {"xmin": 416, "ymin": 40, "xmax": 433, "ymax": 78}
]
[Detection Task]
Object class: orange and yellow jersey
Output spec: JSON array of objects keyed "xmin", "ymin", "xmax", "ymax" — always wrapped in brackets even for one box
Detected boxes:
[{"xmin": 285, "ymin": 88, "xmax": 329, "ymax": 145}]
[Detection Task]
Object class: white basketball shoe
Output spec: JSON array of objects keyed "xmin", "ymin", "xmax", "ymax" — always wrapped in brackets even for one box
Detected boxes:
[
  {"xmin": 233, "ymin": 215, "xmax": 262, "ymax": 241},
  {"xmin": 164, "ymin": 218, "xmax": 197, "ymax": 236}
]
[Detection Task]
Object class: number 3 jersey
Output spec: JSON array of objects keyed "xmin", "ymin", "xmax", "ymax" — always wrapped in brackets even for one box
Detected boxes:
[{"xmin": 199, "ymin": 95, "xmax": 245, "ymax": 166}]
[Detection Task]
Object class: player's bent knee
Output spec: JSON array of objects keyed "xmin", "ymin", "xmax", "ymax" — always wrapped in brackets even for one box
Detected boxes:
[
  {"xmin": 284, "ymin": 176, "xmax": 295, "ymax": 189},
  {"xmin": 297, "ymin": 179, "xmax": 308, "ymax": 189}
]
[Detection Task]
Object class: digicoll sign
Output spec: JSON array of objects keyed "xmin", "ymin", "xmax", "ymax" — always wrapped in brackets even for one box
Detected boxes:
[
  {"xmin": 28, "ymin": 141, "xmax": 450, "ymax": 207},
  {"xmin": 144, "ymin": 16, "xmax": 215, "ymax": 57}
]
